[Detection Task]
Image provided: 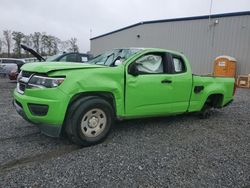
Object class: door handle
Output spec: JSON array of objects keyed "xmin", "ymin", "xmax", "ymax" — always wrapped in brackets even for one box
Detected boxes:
[{"xmin": 161, "ymin": 79, "xmax": 172, "ymax": 84}]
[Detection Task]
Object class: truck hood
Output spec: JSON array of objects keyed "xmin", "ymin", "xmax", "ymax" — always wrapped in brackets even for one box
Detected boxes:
[
  {"xmin": 21, "ymin": 44, "xmax": 46, "ymax": 62},
  {"xmin": 21, "ymin": 62, "xmax": 105, "ymax": 73}
]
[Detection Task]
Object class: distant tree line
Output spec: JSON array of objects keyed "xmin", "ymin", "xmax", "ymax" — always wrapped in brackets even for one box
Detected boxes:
[{"xmin": 0, "ymin": 30, "xmax": 79, "ymax": 58}]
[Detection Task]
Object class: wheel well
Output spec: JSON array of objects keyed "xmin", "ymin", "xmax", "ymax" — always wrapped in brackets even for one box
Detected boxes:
[
  {"xmin": 205, "ymin": 94, "xmax": 224, "ymax": 108},
  {"xmin": 68, "ymin": 92, "xmax": 116, "ymax": 115},
  {"xmin": 61, "ymin": 92, "xmax": 117, "ymax": 137}
]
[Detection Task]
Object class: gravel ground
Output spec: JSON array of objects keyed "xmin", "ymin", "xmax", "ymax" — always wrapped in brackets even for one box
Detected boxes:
[{"xmin": 0, "ymin": 78, "xmax": 249, "ymax": 187}]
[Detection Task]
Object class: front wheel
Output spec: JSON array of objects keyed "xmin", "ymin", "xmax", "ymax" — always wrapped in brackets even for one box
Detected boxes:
[{"xmin": 65, "ymin": 97, "xmax": 114, "ymax": 146}]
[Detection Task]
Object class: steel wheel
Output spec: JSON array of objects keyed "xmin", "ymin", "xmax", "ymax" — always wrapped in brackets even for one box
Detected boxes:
[
  {"xmin": 65, "ymin": 97, "xmax": 114, "ymax": 146},
  {"xmin": 80, "ymin": 108, "xmax": 107, "ymax": 138}
]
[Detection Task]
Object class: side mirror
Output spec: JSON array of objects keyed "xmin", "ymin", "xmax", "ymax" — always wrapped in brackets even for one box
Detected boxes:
[{"xmin": 128, "ymin": 63, "xmax": 139, "ymax": 76}]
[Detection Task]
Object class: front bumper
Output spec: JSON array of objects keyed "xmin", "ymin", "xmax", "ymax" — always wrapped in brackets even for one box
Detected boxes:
[
  {"xmin": 13, "ymin": 100, "xmax": 62, "ymax": 137},
  {"xmin": 13, "ymin": 87, "xmax": 70, "ymax": 137}
]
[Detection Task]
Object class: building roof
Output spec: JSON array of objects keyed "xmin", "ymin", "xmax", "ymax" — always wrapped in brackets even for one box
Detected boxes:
[{"xmin": 90, "ymin": 11, "xmax": 250, "ymax": 40}]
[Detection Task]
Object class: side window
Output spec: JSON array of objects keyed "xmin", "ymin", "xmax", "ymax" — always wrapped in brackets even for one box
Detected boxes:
[
  {"xmin": 59, "ymin": 54, "xmax": 76, "ymax": 62},
  {"xmin": 2, "ymin": 60, "xmax": 16, "ymax": 64},
  {"xmin": 2, "ymin": 60, "xmax": 10, "ymax": 64},
  {"xmin": 135, "ymin": 54, "xmax": 164, "ymax": 74},
  {"xmin": 58, "ymin": 55, "xmax": 67, "ymax": 62},
  {"xmin": 2, "ymin": 60, "xmax": 7, "ymax": 64},
  {"xmin": 172, "ymin": 57, "xmax": 186, "ymax": 73},
  {"xmin": 65, "ymin": 54, "xmax": 77, "ymax": 62},
  {"xmin": 74, "ymin": 54, "xmax": 82, "ymax": 62}
]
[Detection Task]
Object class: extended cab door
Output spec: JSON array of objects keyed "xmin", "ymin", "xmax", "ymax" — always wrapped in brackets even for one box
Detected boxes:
[
  {"xmin": 125, "ymin": 52, "xmax": 192, "ymax": 117},
  {"xmin": 125, "ymin": 52, "xmax": 173, "ymax": 117},
  {"xmin": 167, "ymin": 54, "xmax": 193, "ymax": 113}
]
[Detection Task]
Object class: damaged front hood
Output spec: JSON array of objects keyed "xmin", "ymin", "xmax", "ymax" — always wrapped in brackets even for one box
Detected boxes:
[
  {"xmin": 21, "ymin": 44, "xmax": 46, "ymax": 61},
  {"xmin": 21, "ymin": 62, "xmax": 105, "ymax": 73}
]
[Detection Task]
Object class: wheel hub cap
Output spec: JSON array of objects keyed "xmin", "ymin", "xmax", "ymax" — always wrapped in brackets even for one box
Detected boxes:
[
  {"xmin": 88, "ymin": 116, "xmax": 98, "ymax": 128},
  {"xmin": 80, "ymin": 108, "xmax": 107, "ymax": 138}
]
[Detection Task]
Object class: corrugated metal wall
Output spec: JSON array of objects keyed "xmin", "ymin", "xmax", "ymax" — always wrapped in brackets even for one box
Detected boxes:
[{"xmin": 90, "ymin": 15, "xmax": 250, "ymax": 75}]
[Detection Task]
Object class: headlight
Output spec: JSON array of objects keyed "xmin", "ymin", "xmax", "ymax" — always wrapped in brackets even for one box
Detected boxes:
[{"xmin": 28, "ymin": 75, "xmax": 65, "ymax": 88}]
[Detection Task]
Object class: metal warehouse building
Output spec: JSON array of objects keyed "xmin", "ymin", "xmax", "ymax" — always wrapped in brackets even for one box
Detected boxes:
[{"xmin": 90, "ymin": 11, "xmax": 250, "ymax": 75}]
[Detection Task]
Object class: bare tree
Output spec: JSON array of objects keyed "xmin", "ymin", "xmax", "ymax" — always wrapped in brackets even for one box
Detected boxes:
[
  {"xmin": 59, "ymin": 40, "xmax": 70, "ymax": 52},
  {"xmin": 1, "ymin": 30, "xmax": 80, "ymax": 57},
  {"xmin": 23, "ymin": 34, "xmax": 32, "ymax": 56},
  {"xmin": 31, "ymin": 32, "xmax": 41, "ymax": 53},
  {"xmin": 12, "ymin": 31, "xmax": 25, "ymax": 57},
  {"xmin": 0, "ymin": 38, "xmax": 2, "ymax": 54},
  {"xmin": 46, "ymin": 35, "xmax": 54, "ymax": 55},
  {"xmin": 41, "ymin": 33, "xmax": 48, "ymax": 55},
  {"xmin": 3, "ymin": 30, "xmax": 12, "ymax": 57},
  {"xmin": 52, "ymin": 37, "xmax": 60, "ymax": 55},
  {"xmin": 69, "ymin": 37, "xmax": 79, "ymax": 52}
]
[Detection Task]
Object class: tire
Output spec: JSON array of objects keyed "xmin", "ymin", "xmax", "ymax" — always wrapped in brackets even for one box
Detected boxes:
[
  {"xmin": 64, "ymin": 97, "xmax": 114, "ymax": 146},
  {"xmin": 199, "ymin": 104, "xmax": 211, "ymax": 119}
]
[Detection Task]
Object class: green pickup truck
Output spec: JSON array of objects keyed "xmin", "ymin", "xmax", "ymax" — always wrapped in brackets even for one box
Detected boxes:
[{"xmin": 13, "ymin": 48, "xmax": 235, "ymax": 146}]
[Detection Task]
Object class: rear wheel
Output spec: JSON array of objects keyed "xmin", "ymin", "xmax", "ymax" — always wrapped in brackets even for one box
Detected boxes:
[
  {"xmin": 65, "ymin": 97, "xmax": 114, "ymax": 146},
  {"xmin": 199, "ymin": 104, "xmax": 212, "ymax": 119}
]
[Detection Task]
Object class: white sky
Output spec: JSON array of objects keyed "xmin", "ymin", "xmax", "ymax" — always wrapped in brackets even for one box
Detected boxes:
[{"xmin": 0, "ymin": 0, "xmax": 249, "ymax": 52}]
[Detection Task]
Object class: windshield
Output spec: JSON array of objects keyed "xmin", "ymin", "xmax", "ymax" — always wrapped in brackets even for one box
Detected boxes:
[{"xmin": 88, "ymin": 49, "xmax": 141, "ymax": 66}]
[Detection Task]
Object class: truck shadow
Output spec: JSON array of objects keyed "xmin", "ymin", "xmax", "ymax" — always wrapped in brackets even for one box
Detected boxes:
[
  {"xmin": 0, "ymin": 143, "xmax": 80, "ymax": 175},
  {"xmin": 111, "ymin": 110, "xmax": 222, "ymax": 132}
]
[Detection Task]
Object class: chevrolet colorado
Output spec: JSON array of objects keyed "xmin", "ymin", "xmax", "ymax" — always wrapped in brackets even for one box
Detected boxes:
[{"xmin": 13, "ymin": 48, "xmax": 235, "ymax": 146}]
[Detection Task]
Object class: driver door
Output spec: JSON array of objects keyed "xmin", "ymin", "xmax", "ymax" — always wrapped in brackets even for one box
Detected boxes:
[{"xmin": 125, "ymin": 52, "xmax": 173, "ymax": 117}]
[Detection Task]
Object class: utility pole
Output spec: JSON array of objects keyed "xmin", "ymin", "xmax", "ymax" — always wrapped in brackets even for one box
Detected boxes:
[{"xmin": 208, "ymin": 0, "xmax": 213, "ymax": 28}]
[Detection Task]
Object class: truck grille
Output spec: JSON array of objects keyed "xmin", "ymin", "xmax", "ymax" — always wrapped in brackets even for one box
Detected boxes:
[{"xmin": 22, "ymin": 71, "xmax": 33, "ymax": 78}]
